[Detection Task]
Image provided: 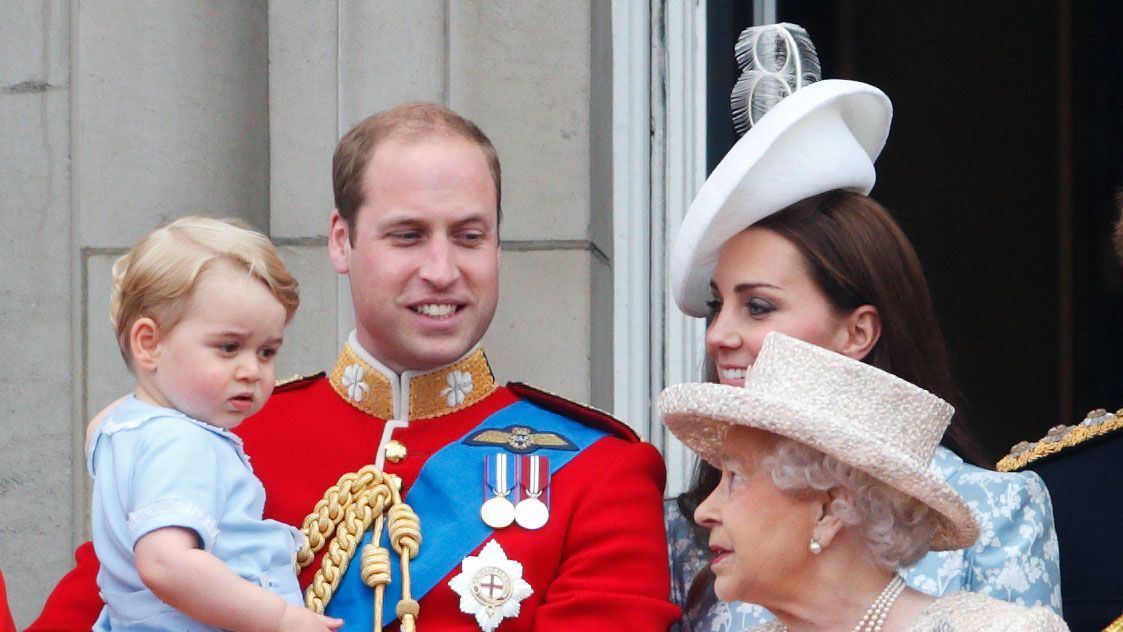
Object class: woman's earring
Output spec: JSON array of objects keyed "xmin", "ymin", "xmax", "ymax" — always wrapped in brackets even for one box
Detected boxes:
[{"xmin": 809, "ymin": 538, "xmax": 823, "ymax": 555}]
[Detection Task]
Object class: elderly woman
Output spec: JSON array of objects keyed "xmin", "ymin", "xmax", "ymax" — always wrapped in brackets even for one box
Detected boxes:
[
  {"xmin": 665, "ymin": 24, "xmax": 1060, "ymax": 629},
  {"xmin": 661, "ymin": 332, "xmax": 1067, "ymax": 631}
]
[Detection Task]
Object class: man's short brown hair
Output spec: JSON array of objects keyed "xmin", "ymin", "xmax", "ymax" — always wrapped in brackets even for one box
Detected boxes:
[{"xmin": 332, "ymin": 102, "xmax": 502, "ymax": 243}]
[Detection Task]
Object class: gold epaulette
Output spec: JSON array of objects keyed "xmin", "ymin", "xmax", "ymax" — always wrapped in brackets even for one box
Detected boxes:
[
  {"xmin": 274, "ymin": 371, "xmax": 325, "ymax": 390},
  {"xmin": 997, "ymin": 407, "xmax": 1123, "ymax": 472},
  {"xmin": 1104, "ymin": 612, "xmax": 1123, "ymax": 632}
]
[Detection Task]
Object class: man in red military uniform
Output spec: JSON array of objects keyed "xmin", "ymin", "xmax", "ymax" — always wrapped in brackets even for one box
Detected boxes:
[{"xmin": 30, "ymin": 103, "xmax": 678, "ymax": 630}]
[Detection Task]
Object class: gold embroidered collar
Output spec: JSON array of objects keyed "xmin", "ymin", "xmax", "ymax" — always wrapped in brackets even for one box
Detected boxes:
[{"xmin": 329, "ymin": 335, "xmax": 498, "ymax": 421}]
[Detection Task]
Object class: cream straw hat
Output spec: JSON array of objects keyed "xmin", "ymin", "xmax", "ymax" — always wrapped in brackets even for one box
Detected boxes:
[
  {"xmin": 660, "ymin": 332, "xmax": 979, "ymax": 551},
  {"xmin": 671, "ymin": 79, "xmax": 892, "ymax": 318}
]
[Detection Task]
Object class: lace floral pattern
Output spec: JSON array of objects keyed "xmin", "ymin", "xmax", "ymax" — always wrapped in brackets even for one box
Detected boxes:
[
  {"xmin": 745, "ymin": 591, "xmax": 1067, "ymax": 631},
  {"xmin": 666, "ymin": 447, "xmax": 1062, "ymax": 631},
  {"xmin": 904, "ymin": 591, "xmax": 1068, "ymax": 631}
]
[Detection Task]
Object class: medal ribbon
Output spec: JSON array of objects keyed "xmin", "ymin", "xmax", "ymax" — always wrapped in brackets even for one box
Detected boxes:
[
  {"xmin": 518, "ymin": 455, "xmax": 549, "ymax": 502},
  {"xmin": 326, "ymin": 399, "xmax": 609, "ymax": 629},
  {"xmin": 485, "ymin": 453, "xmax": 514, "ymax": 498}
]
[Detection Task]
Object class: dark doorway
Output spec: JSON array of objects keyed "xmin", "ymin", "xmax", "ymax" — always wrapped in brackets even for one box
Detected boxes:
[{"xmin": 706, "ymin": 0, "xmax": 1123, "ymax": 461}]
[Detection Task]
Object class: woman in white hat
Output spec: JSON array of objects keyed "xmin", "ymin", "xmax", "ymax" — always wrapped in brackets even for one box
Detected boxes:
[
  {"xmin": 665, "ymin": 23, "xmax": 1060, "ymax": 630},
  {"xmin": 662, "ymin": 332, "xmax": 1067, "ymax": 631}
]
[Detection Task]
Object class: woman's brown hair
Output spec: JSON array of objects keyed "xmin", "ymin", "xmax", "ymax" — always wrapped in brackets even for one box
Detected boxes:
[{"xmin": 676, "ymin": 189, "xmax": 989, "ymax": 611}]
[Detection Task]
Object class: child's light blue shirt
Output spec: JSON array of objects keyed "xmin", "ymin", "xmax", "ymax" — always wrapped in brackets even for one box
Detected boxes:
[{"xmin": 88, "ymin": 396, "xmax": 304, "ymax": 630}]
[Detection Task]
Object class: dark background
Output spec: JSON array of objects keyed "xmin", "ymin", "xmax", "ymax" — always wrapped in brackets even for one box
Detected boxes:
[{"xmin": 706, "ymin": 0, "xmax": 1123, "ymax": 461}]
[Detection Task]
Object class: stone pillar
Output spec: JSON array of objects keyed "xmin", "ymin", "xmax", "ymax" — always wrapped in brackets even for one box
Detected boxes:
[
  {"xmin": 0, "ymin": 2, "xmax": 74, "ymax": 625},
  {"xmin": 1, "ymin": 1, "xmax": 616, "ymax": 625}
]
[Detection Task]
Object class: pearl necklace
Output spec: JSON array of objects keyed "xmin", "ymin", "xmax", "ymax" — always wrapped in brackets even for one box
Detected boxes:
[{"xmin": 851, "ymin": 575, "xmax": 906, "ymax": 632}]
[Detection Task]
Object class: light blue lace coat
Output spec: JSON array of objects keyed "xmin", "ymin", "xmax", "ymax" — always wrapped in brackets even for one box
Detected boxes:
[{"xmin": 666, "ymin": 446, "xmax": 1062, "ymax": 631}]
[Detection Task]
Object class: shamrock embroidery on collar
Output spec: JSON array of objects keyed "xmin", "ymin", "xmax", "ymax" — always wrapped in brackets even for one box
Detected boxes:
[
  {"xmin": 341, "ymin": 363, "xmax": 370, "ymax": 402},
  {"xmin": 440, "ymin": 370, "xmax": 474, "ymax": 407}
]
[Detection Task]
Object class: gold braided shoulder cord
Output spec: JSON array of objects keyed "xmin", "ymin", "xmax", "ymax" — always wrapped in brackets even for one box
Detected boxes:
[
  {"xmin": 997, "ymin": 413, "xmax": 1123, "ymax": 472},
  {"xmin": 297, "ymin": 465, "xmax": 422, "ymax": 632}
]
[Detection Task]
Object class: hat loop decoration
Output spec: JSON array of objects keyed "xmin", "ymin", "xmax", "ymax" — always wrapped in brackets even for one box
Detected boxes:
[
  {"xmin": 297, "ymin": 465, "xmax": 422, "ymax": 631},
  {"xmin": 731, "ymin": 23, "xmax": 821, "ymax": 135},
  {"xmin": 670, "ymin": 23, "xmax": 892, "ymax": 318},
  {"xmin": 660, "ymin": 332, "xmax": 980, "ymax": 550}
]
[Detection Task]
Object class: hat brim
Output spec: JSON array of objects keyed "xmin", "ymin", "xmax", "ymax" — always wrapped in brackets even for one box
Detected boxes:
[
  {"xmin": 671, "ymin": 79, "xmax": 892, "ymax": 317},
  {"xmin": 660, "ymin": 382, "xmax": 980, "ymax": 551}
]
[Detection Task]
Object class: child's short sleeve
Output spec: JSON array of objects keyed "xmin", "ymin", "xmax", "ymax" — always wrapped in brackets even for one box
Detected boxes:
[{"xmin": 122, "ymin": 420, "xmax": 227, "ymax": 551}]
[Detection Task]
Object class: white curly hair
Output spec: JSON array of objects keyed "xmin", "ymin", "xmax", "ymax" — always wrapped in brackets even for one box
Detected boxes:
[{"xmin": 765, "ymin": 437, "xmax": 938, "ymax": 571}]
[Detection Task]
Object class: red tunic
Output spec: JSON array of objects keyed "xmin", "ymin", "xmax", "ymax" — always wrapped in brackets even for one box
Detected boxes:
[
  {"xmin": 0, "ymin": 570, "xmax": 14, "ymax": 632},
  {"xmin": 29, "ymin": 345, "xmax": 679, "ymax": 630}
]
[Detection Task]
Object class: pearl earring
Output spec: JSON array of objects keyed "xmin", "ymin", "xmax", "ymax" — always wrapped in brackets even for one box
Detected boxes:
[{"xmin": 809, "ymin": 538, "xmax": 822, "ymax": 555}]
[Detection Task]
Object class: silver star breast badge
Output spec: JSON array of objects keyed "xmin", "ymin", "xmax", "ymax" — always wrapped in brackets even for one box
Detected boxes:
[{"xmin": 448, "ymin": 540, "xmax": 533, "ymax": 631}]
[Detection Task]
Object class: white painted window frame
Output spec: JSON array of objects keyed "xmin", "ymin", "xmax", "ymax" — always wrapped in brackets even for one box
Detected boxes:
[
  {"xmin": 611, "ymin": 0, "xmax": 708, "ymax": 497},
  {"xmin": 754, "ymin": 0, "xmax": 778, "ymax": 25},
  {"xmin": 612, "ymin": 0, "xmax": 777, "ymax": 495}
]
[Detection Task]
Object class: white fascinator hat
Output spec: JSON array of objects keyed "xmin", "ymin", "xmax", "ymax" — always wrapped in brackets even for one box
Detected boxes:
[
  {"xmin": 660, "ymin": 332, "xmax": 980, "ymax": 550},
  {"xmin": 671, "ymin": 23, "xmax": 893, "ymax": 317}
]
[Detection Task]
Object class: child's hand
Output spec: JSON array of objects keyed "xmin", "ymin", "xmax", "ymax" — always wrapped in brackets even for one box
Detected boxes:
[{"xmin": 276, "ymin": 604, "xmax": 343, "ymax": 631}]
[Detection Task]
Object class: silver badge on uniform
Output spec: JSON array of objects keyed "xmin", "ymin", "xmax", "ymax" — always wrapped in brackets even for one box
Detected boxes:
[{"xmin": 449, "ymin": 540, "xmax": 534, "ymax": 632}]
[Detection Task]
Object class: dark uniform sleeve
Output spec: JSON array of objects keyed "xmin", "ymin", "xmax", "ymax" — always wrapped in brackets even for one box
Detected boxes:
[
  {"xmin": 25, "ymin": 541, "xmax": 103, "ymax": 631},
  {"xmin": 997, "ymin": 408, "xmax": 1123, "ymax": 629}
]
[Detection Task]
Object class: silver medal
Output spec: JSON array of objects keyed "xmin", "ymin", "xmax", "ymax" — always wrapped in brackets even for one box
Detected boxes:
[
  {"xmin": 480, "ymin": 496, "xmax": 516, "ymax": 529},
  {"xmin": 514, "ymin": 455, "xmax": 550, "ymax": 530},
  {"xmin": 514, "ymin": 497, "xmax": 549, "ymax": 530},
  {"xmin": 481, "ymin": 452, "xmax": 516, "ymax": 529}
]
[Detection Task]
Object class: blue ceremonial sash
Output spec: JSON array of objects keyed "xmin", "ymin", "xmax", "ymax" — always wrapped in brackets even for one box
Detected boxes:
[{"xmin": 326, "ymin": 399, "xmax": 609, "ymax": 629}]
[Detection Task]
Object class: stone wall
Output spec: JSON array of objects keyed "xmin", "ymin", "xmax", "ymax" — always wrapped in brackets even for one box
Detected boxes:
[{"xmin": 0, "ymin": 2, "xmax": 616, "ymax": 624}]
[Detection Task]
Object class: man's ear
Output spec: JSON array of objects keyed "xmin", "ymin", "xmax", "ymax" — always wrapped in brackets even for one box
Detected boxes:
[
  {"xmin": 130, "ymin": 317, "xmax": 162, "ymax": 372},
  {"xmin": 811, "ymin": 487, "xmax": 849, "ymax": 549},
  {"xmin": 328, "ymin": 209, "xmax": 352, "ymax": 275},
  {"xmin": 838, "ymin": 305, "xmax": 881, "ymax": 361}
]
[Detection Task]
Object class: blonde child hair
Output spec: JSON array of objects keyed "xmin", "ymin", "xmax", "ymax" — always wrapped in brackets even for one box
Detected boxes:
[{"xmin": 109, "ymin": 216, "xmax": 299, "ymax": 368}]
